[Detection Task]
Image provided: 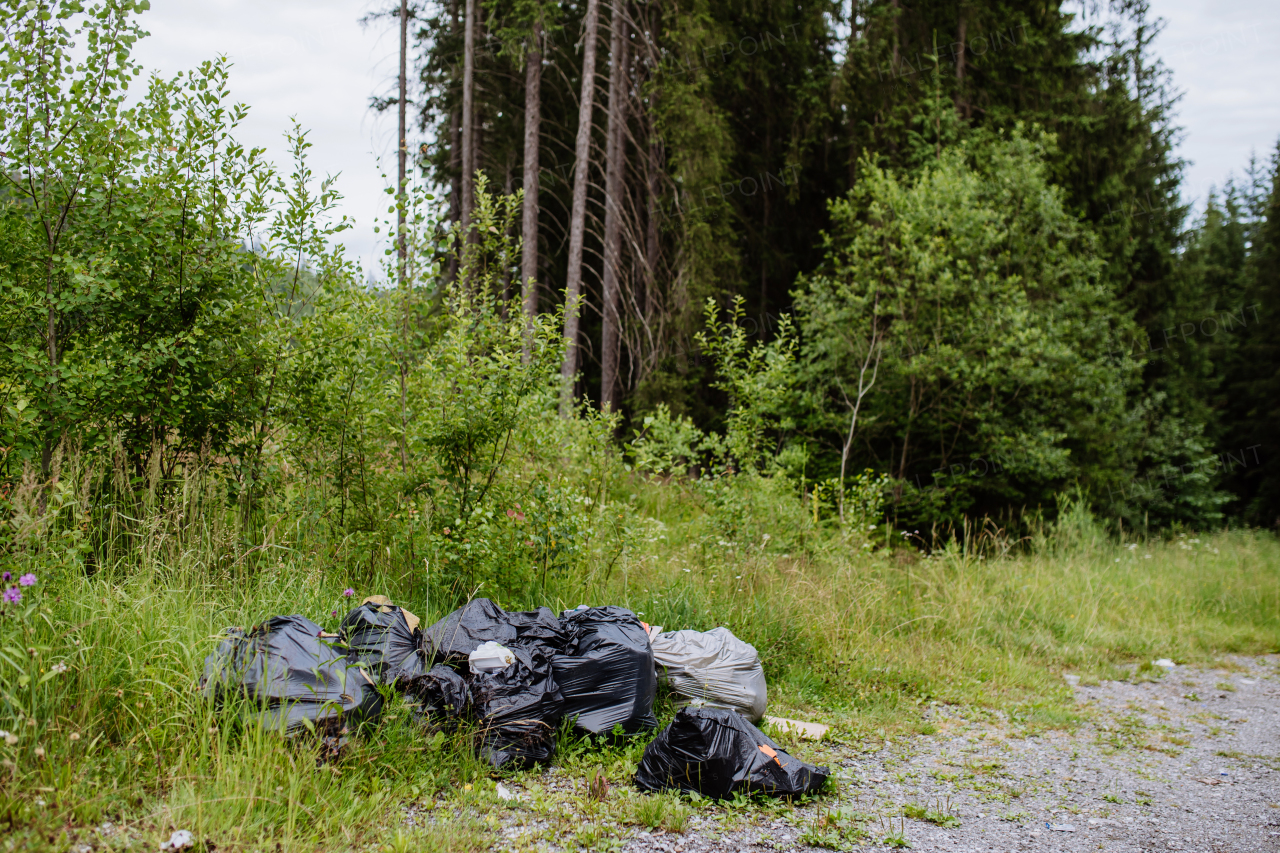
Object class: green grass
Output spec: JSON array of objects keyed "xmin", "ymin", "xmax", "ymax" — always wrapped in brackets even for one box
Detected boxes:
[{"xmin": 1, "ymin": 473, "xmax": 1278, "ymax": 851}]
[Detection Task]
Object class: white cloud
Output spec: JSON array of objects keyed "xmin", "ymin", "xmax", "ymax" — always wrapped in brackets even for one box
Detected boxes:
[
  {"xmin": 133, "ymin": 0, "xmax": 407, "ymax": 277},
  {"xmin": 1153, "ymin": 0, "xmax": 1280, "ymax": 203}
]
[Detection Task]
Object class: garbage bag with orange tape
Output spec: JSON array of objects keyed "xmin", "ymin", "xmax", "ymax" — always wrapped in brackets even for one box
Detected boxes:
[{"xmin": 634, "ymin": 707, "xmax": 829, "ymax": 799}]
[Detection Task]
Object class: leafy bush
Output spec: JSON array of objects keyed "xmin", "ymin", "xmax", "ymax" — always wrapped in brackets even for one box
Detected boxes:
[{"xmin": 793, "ymin": 132, "xmax": 1173, "ymax": 527}]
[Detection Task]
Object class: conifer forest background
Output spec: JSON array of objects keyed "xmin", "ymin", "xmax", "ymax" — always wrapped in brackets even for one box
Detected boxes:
[{"xmin": 403, "ymin": 0, "xmax": 1279, "ymax": 530}]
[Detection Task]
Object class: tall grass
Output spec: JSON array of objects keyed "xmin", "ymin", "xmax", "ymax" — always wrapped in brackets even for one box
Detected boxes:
[{"xmin": 1, "ymin": 464, "xmax": 1277, "ymax": 850}]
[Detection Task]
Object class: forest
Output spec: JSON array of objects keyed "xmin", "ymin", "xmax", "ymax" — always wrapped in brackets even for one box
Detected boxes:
[{"xmin": 0, "ymin": 0, "xmax": 1278, "ymax": 850}]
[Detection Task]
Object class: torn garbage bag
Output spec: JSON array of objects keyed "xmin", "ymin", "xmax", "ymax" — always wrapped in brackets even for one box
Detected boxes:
[
  {"xmin": 421, "ymin": 598, "xmax": 566, "ymax": 662},
  {"xmin": 200, "ymin": 615, "xmax": 383, "ymax": 735},
  {"xmin": 552, "ymin": 606, "xmax": 657, "ymax": 736},
  {"xmin": 404, "ymin": 663, "xmax": 470, "ymax": 729},
  {"xmin": 338, "ymin": 597, "xmax": 426, "ymax": 685},
  {"xmin": 469, "ymin": 644, "xmax": 564, "ymax": 770},
  {"xmin": 650, "ymin": 627, "xmax": 768, "ymax": 721},
  {"xmin": 634, "ymin": 707, "xmax": 829, "ymax": 799}
]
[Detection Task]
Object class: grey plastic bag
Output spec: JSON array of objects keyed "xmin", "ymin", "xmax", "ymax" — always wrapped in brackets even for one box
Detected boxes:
[{"xmin": 650, "ymin": 627, "xmax": 767, "ymax": 722}]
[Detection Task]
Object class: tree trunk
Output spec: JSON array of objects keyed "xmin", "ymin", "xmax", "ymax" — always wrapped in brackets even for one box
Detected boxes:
[
  {"xmin": 397, "ymin": 0, "xmax": 409, "ymax": 472},
  {"xmin": 42, "ymin": 258, "xmax": 56, "ymax": 479},
  {"xmin": 600, "ymin": 0, "xmax": 629, "ymax": 412},
  {"xmin": 644, "ymin": 92, "xmax": 659, "ymax": 328},
  {"xmin": 397, "ymin": 0, "xmax": 409, "ymax": 289},
  {"xmin": 521, "ymin": 19, "xmax": 544, "ymax": 357},
  {"xmin": 891, "ymin": 0, "xmax": 900, "ymax": 71},
  {"xmin": 501, "ymin": 157, "xmax": 512, "ymax": 311},
  {"xmin": 955, "ymin": 9, "xmax": 968, "ymax": 119},
  {"xmin": 559, "ymin": 0, "xmax": 601, "ymax": 416},
  {"xmin": 447, "ymin": 0, "xmax": 461, "ymax": 283},
  {"xmin": 461, "ymin": 0, "xmax": 477, "ymax": 236}
]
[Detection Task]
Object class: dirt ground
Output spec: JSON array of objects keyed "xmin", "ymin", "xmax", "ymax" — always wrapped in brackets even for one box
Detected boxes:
[{"xmin": 463, "ymin": 656, "xmax": 1280, "ymax": 853}]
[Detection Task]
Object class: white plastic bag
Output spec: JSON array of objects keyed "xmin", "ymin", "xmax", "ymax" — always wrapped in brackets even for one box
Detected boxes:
[
  {"xmin": 650, "ymin": 627, "xmax": 767, "ymax": 721},
  {"xmin": 468, "ymin": 640, "xmax": 516, "ymax": 673}
]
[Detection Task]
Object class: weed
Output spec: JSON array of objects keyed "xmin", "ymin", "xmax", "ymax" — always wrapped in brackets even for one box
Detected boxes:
[
  {"xmin": 902, "ymin": 801, "xmax": 960, "ymax": 828},
  {"xmin": 1102, "ymin": 793, "xmax": 1124, "ymax": 804},
  {"xmin": 661, "ymin": 801, "xmax": 693, "ymax": 833},
  {"xmin": 800, "ymin": 807, "xmax": 869, "ymax": 850},
  {"xmin": 881, "ymin": 816, "xmax": 912, "ymax": 848},
  {"xmin": 967, "ymin": 759, "xmax": 1005, "ymax": 775},
  {"xmin": 632, "ymin": 795, "xmax": 669, "ymax": 830},
  {"xmin": 1215, "ymin": 682, "xmax": 1236, "ymax": 692},
  {"xmin": 399, "ymin": 819, "xmax": 491, "ymax": 853}
]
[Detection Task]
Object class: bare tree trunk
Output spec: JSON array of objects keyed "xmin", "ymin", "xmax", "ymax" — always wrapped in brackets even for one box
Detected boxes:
[
  {"xmin": 397, "ymin": 0, "xmax": 409, "ymax": 289},
  {"xmin": 461, "ymin": 0, "xmax": 477, "ymax": 236},
  {"xmin": 521, "ymin": 19, "xmax": 544, "ymax": 358},
  {"xmin": 501, "ymin": 157, "xmax": 512, "ymax": 312},
  {"xmin": 599, "ymin": 0, "xmax": 629, "ymax": 412},
  {"xmin": 559, "ymin": 0, "xmax": 601, "ymax": 416},
  {"xmin": 838, "ymin": 305, "xmax": 883, "ymax": 524},
  {"xmin": 846, "ymin": 0, "xmax": 859, "ymax": 188},
  {"xmin": 447, "ymin": 0, "xmax": 461, "ymax": 283},
  {"xmin": 396, "ymin": 0, "xmax": 410, "ymax": 473},
  {"xmin": 43, "ymin": 259, "xmax": 56, "ymax": 479},
  {"xmin": 955, "ymin": 9, "xmax": 969, "ymax": 119},
  {"xmin": 644, "ymin": 100, "xmax": 659, "ymax": 325},
  {"xmin": 891, "ymin": 0, "xmax": 900, "ymax": 70}
]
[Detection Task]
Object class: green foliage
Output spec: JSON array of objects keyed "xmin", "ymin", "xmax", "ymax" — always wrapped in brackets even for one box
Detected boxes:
[
  {"xmin": 0, "ymin": 2, "xmax": 270, "ymax": 473},
  {"xmin": 1217, "ymin": 144, "xmax": 1280, "ymax": 525},
  {"xmin": 793, "ymin": 132, "xmax": 1159, "ymax": 527},
  {"xmin": 695, "ymin": 296, "xmax": 797, "ymax": 473},
  {"xmin": 627, "ymin": 404, "xmax": 709, "ymax": 478},
  {"xmin": 0, "ymin": 5, "xmax": 1277, "ymax": 851}
]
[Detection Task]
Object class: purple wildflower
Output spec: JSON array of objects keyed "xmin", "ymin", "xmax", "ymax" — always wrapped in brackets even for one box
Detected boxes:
[
  {"xmin": 331, "ymin": 609, "xmax": 338, "ymax": 617},
  {"xmin": 3, "ymin": 588, "xmax": 20, "ymax": 604},
  {"xmin": 1, "ymin": 572, "xmax": 9, "ymax": 582},
  {"xmin": 18, "ymin": 574, "xmax": 35, "ymax": 587},
  {"xmin": 343, "ymin": 588, "xmax": 354, "ymax": 598}
]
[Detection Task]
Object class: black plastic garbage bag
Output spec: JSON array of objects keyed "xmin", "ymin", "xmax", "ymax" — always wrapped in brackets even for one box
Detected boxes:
[
  {"xmin": 552, "ymin": 606, "xmax": 657, "ymax": 736},
  {"xmin": 201, "ymin": 615, "xmax": 383, "ymax": 735},
  {"xmin": 422, "ymin": 598, "xmax": 566, "ymax": 662},
  {"xmin": 634, "ymin": 707, "xmax": 830, "ymax": 799},
  {"xmin": 404, "ymin": 664, "xmax": 470, "ymax": 729},
  {"xmin": 469, "ymin": 644, "xmax": 564, "ymax": 770},
  {"xmin": 338, "ymin": 597, "xmax": 426, "ymax": 685}
]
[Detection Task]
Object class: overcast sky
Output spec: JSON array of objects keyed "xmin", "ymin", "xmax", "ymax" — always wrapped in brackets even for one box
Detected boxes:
[{"xmin": 132, "ymin": 0, "xmax": 1280, "ymax": 276}]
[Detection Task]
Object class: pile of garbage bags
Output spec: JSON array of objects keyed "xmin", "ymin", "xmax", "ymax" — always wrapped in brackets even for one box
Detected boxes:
[{"xmin": 200, "ymin": 596, "xmax": 827, "ymax": 799}]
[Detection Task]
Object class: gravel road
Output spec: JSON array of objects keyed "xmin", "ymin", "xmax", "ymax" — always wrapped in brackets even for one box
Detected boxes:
[
  {"xmin": 632, "ymin": 656, "xmax": 1280, "ymax": 853},
  {"xmin": 456, "ymin": 656, "xmax": 1279, "ymax": 853}
]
